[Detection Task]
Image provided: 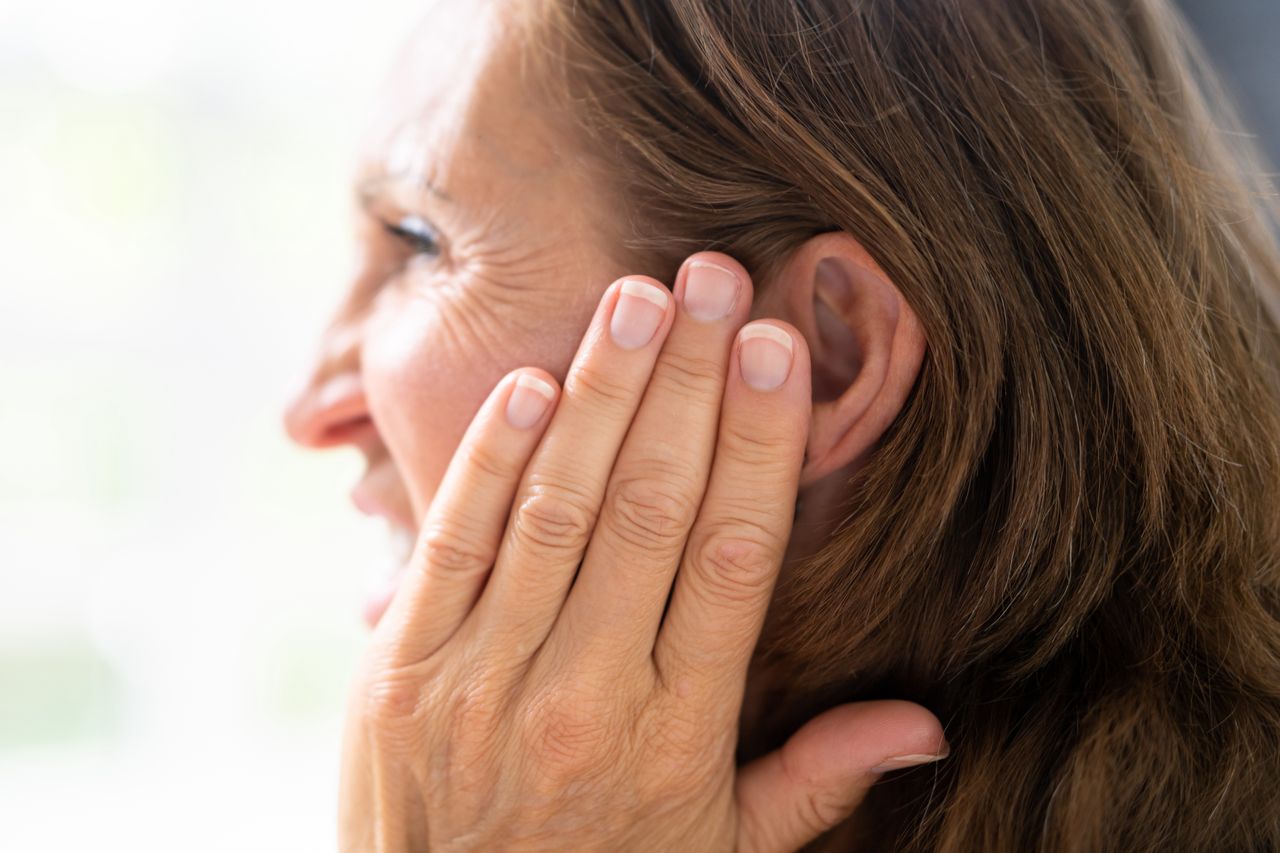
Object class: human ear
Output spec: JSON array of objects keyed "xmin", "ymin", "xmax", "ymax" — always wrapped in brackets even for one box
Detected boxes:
[{"xmin": 752, "ymin": 231, "xmax": 926, "ymax": 486}]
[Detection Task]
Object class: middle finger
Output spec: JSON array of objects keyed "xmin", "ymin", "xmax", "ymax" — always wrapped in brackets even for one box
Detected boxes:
[{"xmin": 554, "ymin": 253, "xmax": 752, "ymax": 663}]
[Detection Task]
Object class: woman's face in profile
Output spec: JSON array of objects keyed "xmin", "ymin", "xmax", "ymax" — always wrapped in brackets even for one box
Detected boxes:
[{"xmin": 285, "ymin": 6, "xmax": 627, "ymax": 623}]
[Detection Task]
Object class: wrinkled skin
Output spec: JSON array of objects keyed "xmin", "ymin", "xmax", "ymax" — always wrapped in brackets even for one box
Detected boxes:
[{"xmin": 285, "ymin": 3, "xmax": 947, "ymax": 850}]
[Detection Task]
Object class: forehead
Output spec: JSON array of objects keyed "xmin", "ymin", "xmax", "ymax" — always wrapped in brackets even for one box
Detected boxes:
[{"xmin": 359, "ymin": 1, "xmax": 569, "ymax": 198}]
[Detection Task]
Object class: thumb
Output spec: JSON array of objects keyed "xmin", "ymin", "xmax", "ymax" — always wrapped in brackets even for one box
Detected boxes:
[{"xmin": 734, "ymin": 699, "xmax": 949, "ymax": 853}]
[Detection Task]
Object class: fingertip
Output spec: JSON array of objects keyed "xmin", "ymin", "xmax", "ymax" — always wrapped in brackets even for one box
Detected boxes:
[
  {"xmin": 513, "ymin": 368, "xmax": 560, "ymax": 399},
  {"xmin": 679, "ymin": 251, "xmax": 752, "ymax": 288},
  {"xmin": 504, "ymin": 368, "xmax": 560, "ymax": 430},
  {"xmin": 732, "ymin": 321, "xmax": 810, "ymax": 401},
  {"xmin": 674, "ymin": 252, "xmax": 755, "ymax": 323},
  {"xmin": 789, "ymin": 699, "xmax": 948, "ymax": 780},
  {"xmin": 606, "ymin": 276, "xmax": 675, "ymax": 350}
]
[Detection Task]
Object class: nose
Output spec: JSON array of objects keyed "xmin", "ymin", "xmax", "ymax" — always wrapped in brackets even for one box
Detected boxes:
[{"xmin": 284, "ymin": 324, "xmax": 375, "ymax": 449}]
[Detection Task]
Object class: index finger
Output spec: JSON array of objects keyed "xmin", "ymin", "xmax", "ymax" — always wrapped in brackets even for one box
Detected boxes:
[
  {"xmin": 652, "ymin": 320, "xmax": 810, "ymax": 704},
  {"xmin": 375, "ymin": 368, "xmax": 560, "ymax": 665}
]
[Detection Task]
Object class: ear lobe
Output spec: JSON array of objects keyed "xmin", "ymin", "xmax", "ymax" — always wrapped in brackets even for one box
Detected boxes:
[{"xmin": 757, "ymin": 232, "xmax": 925, "ymax": 486}]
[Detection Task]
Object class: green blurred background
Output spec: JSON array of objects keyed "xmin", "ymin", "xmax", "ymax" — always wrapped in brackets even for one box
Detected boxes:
[{"xmin": 0, "ymin": 0, "xmax": 426, "ymax": 847}]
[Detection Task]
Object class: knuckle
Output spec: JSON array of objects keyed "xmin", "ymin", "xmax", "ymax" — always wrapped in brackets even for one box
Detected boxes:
[
  {"xmin": 652, "ymin": 348, "xmax": 724, "ymax": 399},
  {"xmin": 362, "ymin": 667, "xmax": 429, "ymax": 742},
  {"xmin": 513, "ymin": 485, "xmax": 597, "ymax": 552},
  {"xmin": 606, "ymin": 475, "xmax": 697, "ymax": 549},
  {"xmin": 707, "ymin": 491, "xmax": 785, "ymax": 534},
  {"xmin": 522, "ymin": 692, "xmax": 618, "ymax": 783},
  {"xmin": 689, "ymin": 526, "xmax": 780, "ymax": 606},
  {"xmin": 361, "ymin": 654, "xmax": 507, "ymax": 780},
  {"xmin": 775, "ymin": 740, "xmax": 845, "ymax": 835},
  {"xmin": 419, "ymin": 525, "xmax": 491, "ymax": 576},
  {"xmin": 638, "ymin": 710, "xmax": 717, "ymax": 800},
  {"xmin": 465, "ymin": 441, "xmax": 515, "ymax": 481},
  {"xmin": 443, "ymin": 678, "xmax": 506, "ymax": 770},
  {"xmin": 719, "ymin": 420, "xmax": 796, "ymax": 472},
  {"xmin": 567, "ymin": 361, "xmax": 635, "ymax": 412},
  {"xmin": 802, "ymin": 787, "xmax": 851, "ymax": 832}
]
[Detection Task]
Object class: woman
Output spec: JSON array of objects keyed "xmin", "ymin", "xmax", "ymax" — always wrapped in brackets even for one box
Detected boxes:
[{"xmin": 285, "ymin": 0, "xmax": 1280, "ymax": 849}]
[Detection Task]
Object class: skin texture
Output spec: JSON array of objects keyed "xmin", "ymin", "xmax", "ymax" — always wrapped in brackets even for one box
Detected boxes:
[
  {"xmin": 285, "ymin": 3, "xmax": 946, "ymax": 849},
  {"xmin": 287, "ymin": 5, "xmax": 625, "ymax": 540}
]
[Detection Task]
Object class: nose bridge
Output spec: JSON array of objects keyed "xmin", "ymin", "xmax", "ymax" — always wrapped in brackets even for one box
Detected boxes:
[
  {"xmin": 318, "ymin": 312, "xmax": 365, "ymax": 378},
  {"xmin": 284, "ymin": 308, "xmax": 368, "ymax": 447}
]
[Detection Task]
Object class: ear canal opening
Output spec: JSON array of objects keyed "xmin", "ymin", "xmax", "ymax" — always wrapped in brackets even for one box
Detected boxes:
[{"xmin": 812, "ymin": 258, "xmax": 864, "ymax": 402}]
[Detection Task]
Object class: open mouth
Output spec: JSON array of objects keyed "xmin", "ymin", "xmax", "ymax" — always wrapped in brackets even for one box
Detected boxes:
[
  {"xmin": 351, "ymin": 462, "xmax": 418, "ymax": 628},
  {"xmin": 362, "ymin": 525, "xmax": 414, "ymax": 628}
]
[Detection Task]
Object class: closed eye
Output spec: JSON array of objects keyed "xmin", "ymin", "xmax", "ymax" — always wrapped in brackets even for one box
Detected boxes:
[{"xmin": 384, "ymin": 214, "xmax": 442, "ymax": 258}]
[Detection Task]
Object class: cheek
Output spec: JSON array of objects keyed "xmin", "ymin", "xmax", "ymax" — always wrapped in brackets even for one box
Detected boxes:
[{"xmin": 359, "ymin": 281, "xmax": 595, "ymax": 522}]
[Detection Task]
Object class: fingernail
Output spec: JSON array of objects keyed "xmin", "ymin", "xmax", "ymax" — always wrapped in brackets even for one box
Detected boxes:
[
  {"xmin": 682, "ymin": 261, "xmax": 740, "ymax": 322},
  {"xmin": 738, "ymin": 323, "xmax": 794, "ymax": 391},
  {"xmin": 505, "ymin": 374, "xmax": 555, "ymax": 429},
  {"xmin": 609, "ymin": 280, "xmax": 668, "ymax": 349},
  {"xmin": 870, "ymin": 749, "xmax": 950, "ymax": 774}
]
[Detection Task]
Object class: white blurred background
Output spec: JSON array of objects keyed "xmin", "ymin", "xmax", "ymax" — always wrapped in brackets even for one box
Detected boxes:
[
  {"xmin": 0, "ymin": 1, "xmax": 1274, "ymax": 851},
  {"xmin": 0, "ymin": 0, "xmax": 428, "ymax": 848}
]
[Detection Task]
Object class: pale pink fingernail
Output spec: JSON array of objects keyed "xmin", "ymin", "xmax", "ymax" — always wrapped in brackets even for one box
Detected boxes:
[
  {"xmin": 738, "ymin": 323, "xmax": 794, "ymax": 391},
  {"xmin": 682, "ymin": 261, "xmax": 740, "ymax": 322},
  {"xmin": 505, "ymin": 374, "xmax": 555, "ymax": 428},
  {"xmin": 871, "ymin": 746, "xmax": 951, "ymax": 774},
  {"xmin": 609, "ymin": 279, "xmax": 668, "ymax": 349}
]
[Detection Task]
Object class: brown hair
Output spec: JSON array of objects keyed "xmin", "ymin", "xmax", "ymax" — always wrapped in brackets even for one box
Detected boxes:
[{"xmin": 522, "ymin": 0, "xmax": 1280, "ymax": 849}]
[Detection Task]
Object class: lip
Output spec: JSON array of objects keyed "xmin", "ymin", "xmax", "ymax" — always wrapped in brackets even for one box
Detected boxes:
[{"xmin": 350, "ymin": 465, "xmax": 417, "ymax": 532}]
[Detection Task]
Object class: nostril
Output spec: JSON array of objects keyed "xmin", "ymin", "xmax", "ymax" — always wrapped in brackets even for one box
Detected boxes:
[
  {"xmin": 285, "ymin": 371, "xmax": 371, "ymax": 448},
  {"xmin": 316, "ymin": 414, "xmax": 377, "ymax": 448}
]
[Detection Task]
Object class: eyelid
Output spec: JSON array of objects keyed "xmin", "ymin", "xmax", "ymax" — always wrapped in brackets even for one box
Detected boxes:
[
  {"xmin": 396, "ymin": 214, "xmax": 437, "ymax": 239},
  {"xmin": 373, "ymin": 205, "xmax": 445, "ymax": 259},
  {"xmin": 389, "ymin": 220, "xmax": 442, "ymax": 259}
]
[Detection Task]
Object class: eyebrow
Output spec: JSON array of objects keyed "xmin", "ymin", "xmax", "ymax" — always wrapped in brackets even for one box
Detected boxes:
[{"xmin": 356, "ymin": 171, "xmax": 456, "ymax": 209}]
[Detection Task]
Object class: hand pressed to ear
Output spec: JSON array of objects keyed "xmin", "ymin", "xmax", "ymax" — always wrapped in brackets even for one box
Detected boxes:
[{"xmin": 340, "ymin": 252, "xmax": 948, "ymax": 852}]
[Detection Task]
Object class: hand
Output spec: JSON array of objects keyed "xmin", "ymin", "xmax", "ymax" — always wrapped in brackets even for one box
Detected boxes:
[{"xmin": 340, "ymin": 252, "xmax": 948, "ymax": 852}]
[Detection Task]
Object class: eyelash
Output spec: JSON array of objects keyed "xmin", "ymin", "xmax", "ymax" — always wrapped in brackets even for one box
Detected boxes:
[{"xmin": 384, "ymin": 214, "xmax": 442, "ymax": 258}]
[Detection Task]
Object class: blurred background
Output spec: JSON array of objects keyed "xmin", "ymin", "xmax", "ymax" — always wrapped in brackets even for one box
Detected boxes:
[
  {"xmin": 0, "ymin": 1, "xmax": 1274, "ymax": 850},
  {"xmin": 0, "ymin": 0, "xmax": 425, "ymax": 848}
]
